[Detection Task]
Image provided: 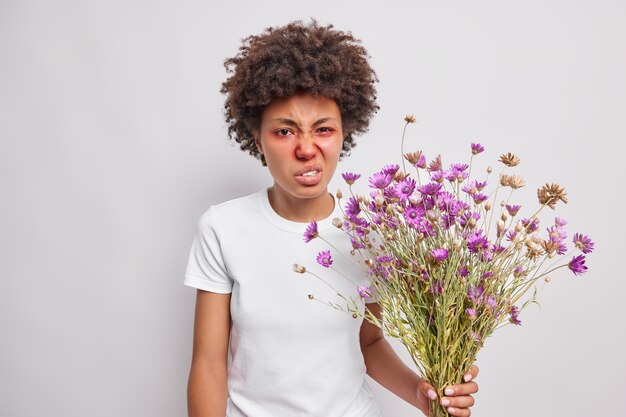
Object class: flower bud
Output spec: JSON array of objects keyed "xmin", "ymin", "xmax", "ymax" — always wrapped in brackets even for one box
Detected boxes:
[
  {"xmin": 293, "ymin": 264, "xmax": 306, "ymax": 273},
  {"xmin": 307, "ymin": 294, "xmax": 314, "ymax": 299},
  {"xmin": 352, "ymin": 313, "xmax": 358, "ymax": 319},
  {"xmin": 375, "ymin": 194, "xmax": 385, "ymax": 208},
  {"xmin": 485, "ymin": 201, "xmax": 492, "ymax": 211},
  {"xmin": 515, "ymin": 221, "xmax": 523, "ymax": 232},
  {"xmin": 501, "ymin": 213, "xmax": 508, "ymax": 221},
  {"xmin": 332, "ymin": 218, "xmax": 343, "ymax": 229},
  {"xmin": 336, "ymin": 189, "xmax": 343, "ymax": 199},
  {"xmin": 544, "ymin": 276, "xmax": 551, "ymax": 283},
  {"xmin": 487, "ymin": 165, "xmax": 493, "ymax": 173}
]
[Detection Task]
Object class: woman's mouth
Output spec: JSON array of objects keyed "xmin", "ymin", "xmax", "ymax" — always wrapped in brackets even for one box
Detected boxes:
[{"xmin": 295, "ymin": 170, "xmax": 322, "ymax": 185}]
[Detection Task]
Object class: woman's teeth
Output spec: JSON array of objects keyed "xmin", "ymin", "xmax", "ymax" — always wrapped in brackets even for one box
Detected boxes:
[{"xmin": 302, "ymin": 171, "xmax": 318, "ymax": 177}]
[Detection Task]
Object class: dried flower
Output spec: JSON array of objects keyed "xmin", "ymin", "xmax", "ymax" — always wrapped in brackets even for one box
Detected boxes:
[
  {"xmin": 430, "ymin": 248, "xmax": 449, "ymax": 261},
  {"xmin": 292, "ymin": 264, "xmax": 306, "ymax": 273},
  {"xmin": 357, "ymin": 286, "xmax": 372, "ymax": 298},
  {"xmin": 499, "ymin": 152, "xmax": 521, "ymax": 167},
  {"xmin": 336, "ymin": 189, "xmax": 343, "ymax": 199},
  {"xmin": 509, "ymin": 306, "xmax": 522, "ymax": 325},
  {"xmin": 404, "ymin": 151, "xmax": 422, "ymax": 165},
  {"xmin": 369, "ymin": 172, "xmax": 393, "ymax": 189},
  {"xmin": 569, "ymin": 255, "xmax": 588, "ymax": 275},
  {"xmin": 404, "ymin": 114, "xmax": 416, "ymax": 123},
  {"xmin": 537, "ymin": 183, "xmax": 568, "ymax": 209},
  {"xmin": 573, "ymin": 233, "xmax": 594, "ymax": 254},
  {"xmin": 342, "ymin": 172, "xmax": 361, "ymax": 185},
  {"xmin": 303, "ymin": 221, "xmax": 318, "ymax": 242},
  {"xmin": 506, "ymin": 204, "xmax": 521, "ymax": 216},
  {"xmin": 316, "ymin": 250, "xmax": 333, "ymax": 268},
  {"xmin": 332, "ymin": 218, "xmax": 343, "ymax": 229},
  {"xmin": 471, "ymin": 143, "xmax": 485, "ymax": 155}
]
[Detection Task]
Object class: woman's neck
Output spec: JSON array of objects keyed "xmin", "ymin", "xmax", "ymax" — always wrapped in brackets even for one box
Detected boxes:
[{"xmin": 267, "ymin": 186, "xmax": 335, "ymax": 223}]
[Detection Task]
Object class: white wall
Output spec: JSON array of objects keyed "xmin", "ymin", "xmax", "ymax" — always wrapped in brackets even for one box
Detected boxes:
[{"xmin": 1, "ymin": 0, "xmax": 624, "ymax": 416}]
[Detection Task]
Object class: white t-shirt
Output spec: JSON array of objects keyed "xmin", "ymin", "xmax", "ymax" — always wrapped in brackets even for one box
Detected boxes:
[{"xmin": 184, "ymin": 188, "xmax": 383, "ymax": 417}]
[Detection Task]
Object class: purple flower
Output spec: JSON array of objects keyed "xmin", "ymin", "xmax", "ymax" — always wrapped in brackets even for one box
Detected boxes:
[
  {"xmin": 555, "ymin": 217, "xmax": 567, "ymax": 227},
  {"xmin": 547, "ymin": 225, "xmax": 567, "ymax": 243},
  {"xmin": 303, "ymin": 221, "xmax": 318, "ymax": 242},
  {"xmin": 430, "ymin": 170, "xmax": 444, "ymax": 183},
  {"xmin": 432, "ymin": 279, "xmax": 444, "ymax": 295},
  {"xmin": 466, "ymin": 308, "xmax": 477, "ymax": 318},
  {"xmin": 394, "ymin": 177, "xmax": 416, "ymax": 201},
  {"xmin": 345, "ymin": 197, "xmax": 361, "ymax": 218},
  {"xmin": 357, "ymin": 286, "xmax": 372, "ymax": 298},
  {"xmin": 428, "ymin": 155, "xmax": 442, "ymax": 172},
  {"xmin": 458, "ymin": 211, "xmax": 481, "ymax": 228},
  {"xmin": 316, "ymin": 250, "xmax": 333, "ymax": 268},
  {"xmin": 513, "ymin": 265, "xmax": 525, "ymax": 277},
  {"xmin": 462, "ymin": 182, "xmax": 478, "ymax": 195},
  {"xmin": 350, "ymin": 236, "xmax": 365, "ymax": 250},
  {"xmin": 468, "ymin": 286, "xmax": 484, "ymax": 302},
  {"xmin": 471, "ymin": 143, "xmax": 485, "ymax": 155},
  {"xmin": 415, "ymin": 154, "xmax": 427, "ymax": 169},
  {"xmin": 481, "ymin": 271, "xmax": 494, "ymax": 279},
  {"xmin": 419, "ymin": 182, "xmax": 442, "ymax": 196},
  {"xmin": 382, "ymin": 164, "xmax": 400, "ymax": 176},
  {"xmin": 475, "ymin": 181, "xmax": 487, "ymax": 191},
  {"xmin": 569, "ymin": 255, "xmax": 588, "ymax": 275},
  {"xmin": 444, "ymin": 163, "xmax": 470, "ymax": 183},
  {"xmin": 467, "ymin": 230, "xmax": 490, "ymax": 254},
  {"xmin": 521, "ymin": 217, "xmax": 540, "ymax": 232},
  {"xmin": 573, "ymin": 233, "xmax": 594, "ymax": 254},
  {"xmin": 404, "ymin": 205, "xmax": 425, "ymax": 226},
  {"xmin": 342, "ymin": 172, "xmax": 361, "ymax": 185},
  {"xmin": 509, "ymin": 305, "xmax": 522, "ymax": 325},
  {"xmin": 376, "ymin": 255, "xmax": 394, "ymax": 264},
  {"xmin": 505, "ymin": 204, "xmax": 521, "ymax": 216},
  {"xmin": 369, "ymin": 172, "xmax": 393, "ymax": 189},
  {"xmin": 492, "ymin": 244, "xmax": 506, "ymax": 254},
  {"xmin": 472, "ymin": 193, "xmax": 488, "ymax": 204},
  {"xmin": 457, "ymin": 265, "xmax": 469, "ymax": 278},
  {"xmin": 506, "ymin": 229, "xmax": 517, "ymax": 242},
  {"xmin": 431, "ymin": 248, "xmax": 449, "ymax": 261},
  {"xmin": 485, "ymin": 295, "xmax": 497, "ymax": 309}
]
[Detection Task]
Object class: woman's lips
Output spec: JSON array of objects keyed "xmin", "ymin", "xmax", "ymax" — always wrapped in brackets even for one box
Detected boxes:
[{"xmin": 295, "ymin": 169, "xmax": 322, "ymax": 186}]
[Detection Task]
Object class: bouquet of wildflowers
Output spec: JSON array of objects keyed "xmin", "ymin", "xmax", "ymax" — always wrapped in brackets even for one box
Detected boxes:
[{"xmin": 295, "ymin": 116, "xmax": 594, "ymax": 417}]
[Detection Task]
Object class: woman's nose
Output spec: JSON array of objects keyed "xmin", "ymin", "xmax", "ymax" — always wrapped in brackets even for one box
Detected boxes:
[{"xmin": 295, "ymin": 134, "xmax": 317, "ymax": 160}]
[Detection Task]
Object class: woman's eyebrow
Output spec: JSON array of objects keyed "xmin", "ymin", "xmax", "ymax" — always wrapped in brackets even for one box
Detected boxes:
[{"xmin": 269, "ymin": 117, "xmax": 339, "ymax": 128}]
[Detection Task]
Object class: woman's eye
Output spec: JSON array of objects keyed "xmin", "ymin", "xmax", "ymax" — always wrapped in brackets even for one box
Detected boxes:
[
  {"xmin": 276, "ymin": 129, "xmax": 291, "ymax": 136},
  {"xmin": 318, "ymin": 127, "xmax": 333, "ymax": 133}
]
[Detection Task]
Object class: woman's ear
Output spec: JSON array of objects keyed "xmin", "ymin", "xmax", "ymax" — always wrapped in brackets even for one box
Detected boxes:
[{"xmin": 254, "ymin": 133, "xmax": 263, "ymax": 155}]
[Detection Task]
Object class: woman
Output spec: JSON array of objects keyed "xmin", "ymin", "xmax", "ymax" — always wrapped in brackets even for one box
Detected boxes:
[{"xmin": 185, "ymin": 20, "xmax": 479, "ymax": 417}]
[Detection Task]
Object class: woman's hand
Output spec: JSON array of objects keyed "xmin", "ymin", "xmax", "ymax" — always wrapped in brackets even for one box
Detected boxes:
[{"xmin": 415, "ymin": 365, "xmax": 479, "ymax": 417}]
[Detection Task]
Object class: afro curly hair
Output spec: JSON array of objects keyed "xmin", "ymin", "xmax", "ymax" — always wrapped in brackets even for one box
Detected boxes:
[{"xmin": 221, "ymin": 20, "xmax": 379, "ymax": 165}]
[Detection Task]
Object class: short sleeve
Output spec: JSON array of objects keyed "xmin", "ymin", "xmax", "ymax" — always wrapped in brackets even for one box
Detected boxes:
[{"xmin": 184, "ymin": 207, "xmax": 234, "ymax": 293}]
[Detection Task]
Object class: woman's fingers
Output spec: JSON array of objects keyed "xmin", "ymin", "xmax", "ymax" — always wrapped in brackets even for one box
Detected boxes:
[
  {"xmin": 443, "ymin": 380, "xmax": 479, "ymax": 396},
  {"xmin": 418, "ymin": 378, "xmax": 438, "ymax": 400},
  {"xmin": 440, "ymin": 393, "xmax": 475, "ymax": 409},
  {"xmin": 463, "ymin": 364, "xmax": 479, "ymax": 382},
  {"xmin": 446, "ymin": 405, "xmax": 472, "ymax": 417}
]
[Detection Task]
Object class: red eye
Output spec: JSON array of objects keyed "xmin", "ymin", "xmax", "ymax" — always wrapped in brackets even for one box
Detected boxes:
[{"xmin": 276, "ymin": 129, "xmax": 292, "ymax": 136}]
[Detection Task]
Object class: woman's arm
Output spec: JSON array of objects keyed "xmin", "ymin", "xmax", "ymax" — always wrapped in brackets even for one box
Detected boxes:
[
  {"xmin": 360, "ymin": 302, "xmax": 479, "ymax": 417},
  {"xmin": 188, "ymin": 289, "xmax": 232, "ymax": 417}
]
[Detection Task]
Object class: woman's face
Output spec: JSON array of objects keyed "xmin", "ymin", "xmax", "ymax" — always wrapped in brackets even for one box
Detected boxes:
[{"xmin": 257, "ymin": 91, "xmax": 344, "ymax": 204}]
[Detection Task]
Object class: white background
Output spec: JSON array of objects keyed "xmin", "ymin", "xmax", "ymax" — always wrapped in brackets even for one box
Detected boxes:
[{"xmin": 1, "ymin": 0, "xmax": 624, "ymax": 416}]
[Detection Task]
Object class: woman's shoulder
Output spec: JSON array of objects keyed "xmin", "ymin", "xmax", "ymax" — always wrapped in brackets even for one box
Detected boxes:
[{"xmin": 197, "ymin": 189, "xmax": 264, "ymax": 227}]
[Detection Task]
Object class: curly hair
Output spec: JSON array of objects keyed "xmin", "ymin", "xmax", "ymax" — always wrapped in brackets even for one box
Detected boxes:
[{"xmin": 221, "ymin": 20, "xmax": 379, "ymax": 165}]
